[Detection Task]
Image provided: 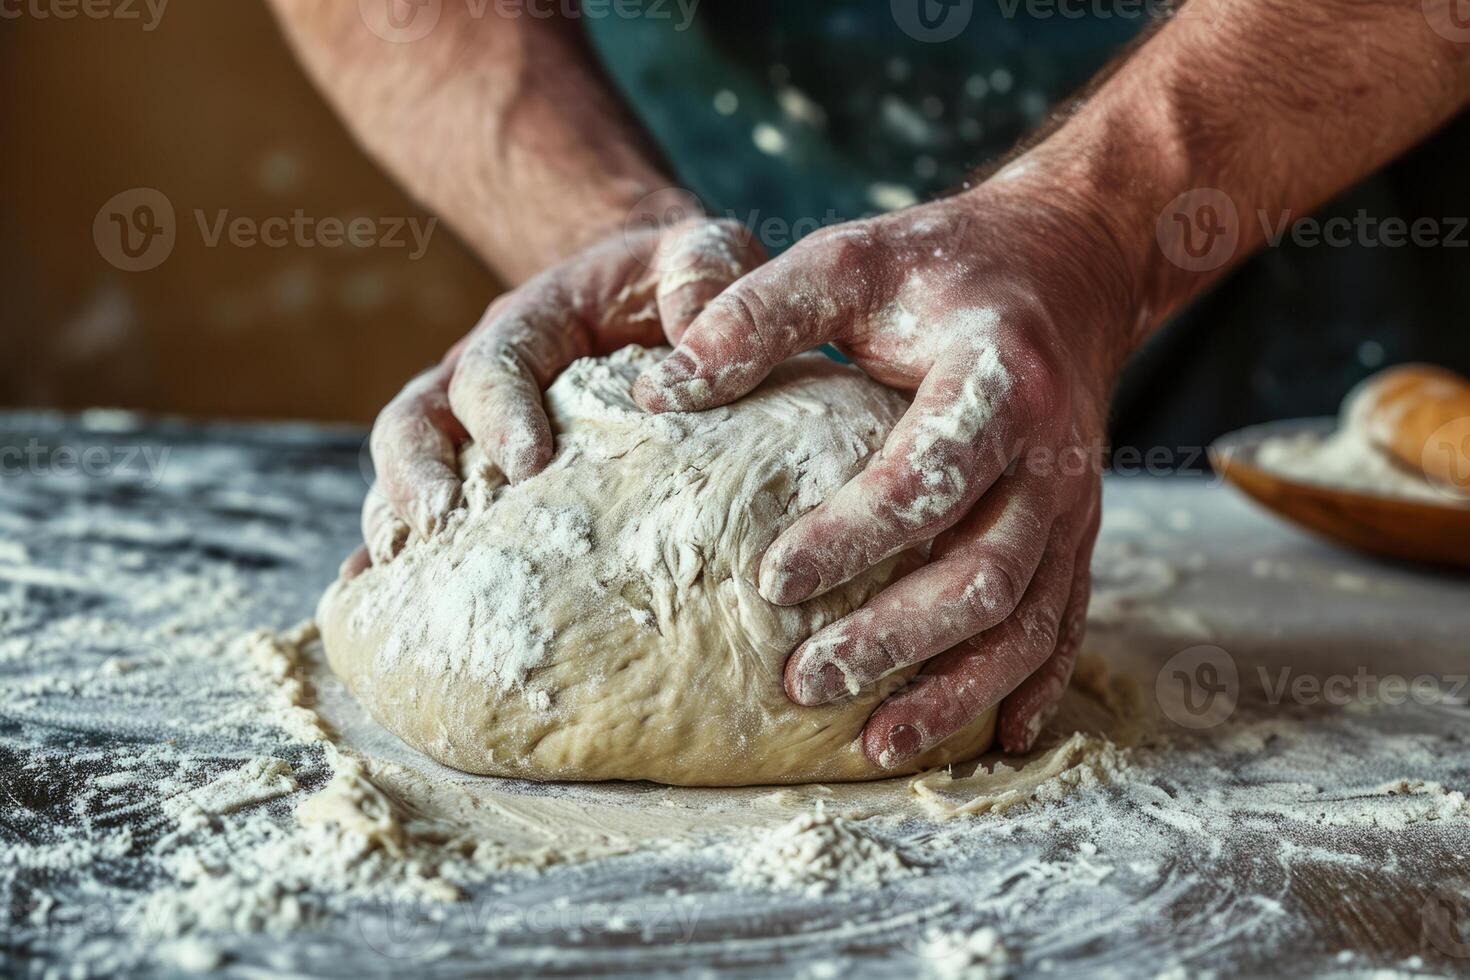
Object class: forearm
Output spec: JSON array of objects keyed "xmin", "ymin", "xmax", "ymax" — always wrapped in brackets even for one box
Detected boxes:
[
  {"xmin": 265, "ymin": 0, "xmax": 672, "ymax": 283},
  {"xmin": 993, "ymin": 0, "xmax": 1470, "ymax": 359}
]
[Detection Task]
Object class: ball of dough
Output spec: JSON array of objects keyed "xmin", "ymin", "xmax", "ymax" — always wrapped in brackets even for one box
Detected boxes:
[{"xmin": 318, "ymin": 348, "xmax": 996, "ymax": 786}]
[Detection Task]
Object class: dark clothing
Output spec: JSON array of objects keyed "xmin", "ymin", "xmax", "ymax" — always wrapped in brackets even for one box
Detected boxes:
[{"xmin": 587, "ymin": 1, "xmax": 1470, "ymax": 456}]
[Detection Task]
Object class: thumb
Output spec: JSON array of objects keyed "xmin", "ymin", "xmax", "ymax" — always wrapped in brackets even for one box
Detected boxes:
[
  {"xmin": 653, "ymin": 218, "xmax": 766, "ymax": 342},
  {"xmin": 633, "ymin": 229, "xmax": 869, "ymax": 413}
]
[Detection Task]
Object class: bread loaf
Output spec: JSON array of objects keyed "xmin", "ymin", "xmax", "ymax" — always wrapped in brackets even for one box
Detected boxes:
[{"xmin": 1344, "ymin": 364, "xmax": 1470, "ymax": 499}]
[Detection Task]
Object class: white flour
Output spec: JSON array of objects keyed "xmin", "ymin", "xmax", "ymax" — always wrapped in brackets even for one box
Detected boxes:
[
  {"xmin": 731, "ymin": 802, "xmax": 915, "ymax": 897},
  {"xmin": 7, "ymin": 416, "xmax": 1470, "ymax": 976},
  {"xmin": 358, "ymin": 500, "xmax": 594, "ymax": 693},
  {"xmin": 1255, "ymin": 426, "xmax": 1461, "ymax": 505}
]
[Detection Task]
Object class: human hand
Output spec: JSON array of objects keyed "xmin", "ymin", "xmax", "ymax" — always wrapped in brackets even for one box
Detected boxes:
[
  {"xmin": 632, "ymin": 175, "xmax": 1136, "ymax": 763},
  {"xmin": 346, "ymin": 209, "xmax": 766, "ymax": 577}
]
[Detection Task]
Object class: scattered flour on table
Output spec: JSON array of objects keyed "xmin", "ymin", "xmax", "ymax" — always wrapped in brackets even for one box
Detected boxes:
[
  {"xmin": 9, "ymin": 413, "xmax": 1470, "ymax": 977},
  {"xmin": 919, "ymin": 926, "xmax": 1009, "ymax": 980},
  {"xmin": 1087, "ymin": 539, "xmax": 1215, "ymax": 642},
  {"xmin": 731, "ymin": 802, "xmax": 914, "ymax": 897}
]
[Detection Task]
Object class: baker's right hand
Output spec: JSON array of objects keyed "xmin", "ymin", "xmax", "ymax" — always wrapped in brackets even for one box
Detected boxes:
[{"xmin": 344, "ymin": 210, "xmax": 765, "ymax": 578}]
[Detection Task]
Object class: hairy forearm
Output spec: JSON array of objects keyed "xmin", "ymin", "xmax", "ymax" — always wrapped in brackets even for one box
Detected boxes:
[
  {"xmin": 265, "ymin": 0, "xmax": 672, "ymax": 283},
  {"xmin": 997, "ymin": 0, "xmax": 1470, "ymax": 358}
]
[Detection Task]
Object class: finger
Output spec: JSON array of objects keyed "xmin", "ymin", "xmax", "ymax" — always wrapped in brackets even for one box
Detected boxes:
[
  {"xmin": 760, "ymin": 335, "xmax": 1050, "ymax": 606},
  {"xmin": 862, "ymin": 529, "xmax": 1078, "ymax": 770},
  {"xmin": 783, "ymin": 471, "xmax": 1057, "ymax": 706},
  {"xmin": 997, "ymin": 563, "xmax": 1090, "ymax": 753},
  {"xmin": 370, "ymin": 361, "xmax": 466, "ymax": 540},
  {"xmin": 361, "ymin": 482, "xmax": 410, "ymax": 566},
  {"xmin": 339, "ymin": 546, "xmax": 371, "ymax": 581},
  {"xmin": 447, "ymin": 285, "xmax": 591, "ymax": 485},
  {"xmin": 997, "ymin": 504, "xmax": 1101, "ymax": 752},
  {"xmin": 632, "ymin": 226, "xmax": 883, "ymax": 412},
  {"xmin": 653, "ymin": 219, "xmax": 766, "ymax": 342}
]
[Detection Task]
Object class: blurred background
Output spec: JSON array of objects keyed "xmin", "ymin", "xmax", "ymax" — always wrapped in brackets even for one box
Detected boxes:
[
  {"xmin": 1, "ymin": 1, "xmax": 495, "ymax": 423},
  {"xmin": 4, "ymin": 0, "xmax": 1467, "ymax": 450}
]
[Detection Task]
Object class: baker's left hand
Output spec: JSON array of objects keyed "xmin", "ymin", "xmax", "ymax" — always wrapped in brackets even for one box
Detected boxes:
[{"xmin": 632, "ymin": 175, "xmax": 1135, "ymax": 766}]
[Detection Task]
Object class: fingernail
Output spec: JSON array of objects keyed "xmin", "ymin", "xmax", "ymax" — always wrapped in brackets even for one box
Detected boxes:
[
  {"xmin": 654, "ymin": 350, "xmax": 697, "ymax": 386},
  {"xmin": 1026, "ymin": 705, "xmax": 1056, "ymax": 749},
  {"xmin": 339, "ymin": 547, "xmax": 371, "ymax": 581},
  {"xmin": 368, "ymin": 518, "xmax": 409, "ymax": 566},
  {"xmin": 880, "ymin": 724, "xmax": 924, "ymax": 769},
  {"xmin": 759, "ymin": 552, "xmax": 819, "ymax": 605},
  {"xmin": 501, "ymin": 442, "xmax": 548, "ymax": 485},
  {"xmin": 634, "ymin": 352, "xmax": 697, "ymax": 408},
  {"xmin": 499, "ymin": 430, "xmax": 543, "ymax": 485},
  {"xmin": 412, "ymin": 480, "xmax": 459, "ymax": 538}
]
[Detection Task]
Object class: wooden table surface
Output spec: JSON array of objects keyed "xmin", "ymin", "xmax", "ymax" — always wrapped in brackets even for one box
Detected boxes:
[{"xmin": 2, "ymin": 412, "xmax": 1469, "ymax": 978}]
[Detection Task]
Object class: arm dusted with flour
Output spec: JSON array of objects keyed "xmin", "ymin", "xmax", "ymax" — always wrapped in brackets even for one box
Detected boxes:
[{"xmin": 629, "ymin": 0, "xmax": 1470, "ymax": 765}]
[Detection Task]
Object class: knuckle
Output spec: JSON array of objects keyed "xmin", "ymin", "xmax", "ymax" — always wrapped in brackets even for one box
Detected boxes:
[
  {"xmin": 705, "ymin": 286, "xmax": 776, "ymax": 360},
  {"xmin": 867, "ymin": 625, "xmax": 909, "ymax": 677},
  {"xmin": 1021, "ymin": 604, "xmax": 1062, "ymax": 653},
  {"xmin": 1006, "ymin": 344, "xmax": 1070, "ymax": 433},
  {"xmin": 863, "ymin": 460, "xmax": 962, "ymax": 542},
  {"xmin": 966, "ymin": 553, "xmax": 1026, "ymax": 623},
  {"xmin": 804, "ymin": 220, "xmax": 876, "ymax": 260},
  {"xmin": 706, "ymin": 217, "xmax": 757, "ymax": 254}
]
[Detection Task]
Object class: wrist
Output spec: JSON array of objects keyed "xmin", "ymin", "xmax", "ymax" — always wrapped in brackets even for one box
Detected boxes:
[
  {"xmin": 478, "ymin": 169, "xmax": 677, "ymax": 282},
  {"xmin": 956, "ymin": 138, "xmax": 1164, "ymax": 381}
]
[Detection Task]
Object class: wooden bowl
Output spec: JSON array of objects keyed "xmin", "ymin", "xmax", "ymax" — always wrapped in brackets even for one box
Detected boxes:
[{"xmin": 1210, "ymin": 419, "xmax": 1470, "ymax": 569}]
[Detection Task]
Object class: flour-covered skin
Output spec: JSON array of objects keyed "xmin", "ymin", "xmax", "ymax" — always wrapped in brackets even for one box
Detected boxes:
[
  {"xmin": 358, "ymin": 215, "xmax": 764, "ymax": 558},
  {"xmin": 632, "ymin": 187, "xmax": 1126, "ymax": 767},
  {"xmin": 321, "ymin": 349, "xmax": 998, "ymax": 786}
]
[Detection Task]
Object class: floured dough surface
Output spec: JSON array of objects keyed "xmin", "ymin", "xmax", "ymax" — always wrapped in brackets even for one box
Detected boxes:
[{"xmin": 318, "ymin": 347, "xmax": 995, "ymax": 786}]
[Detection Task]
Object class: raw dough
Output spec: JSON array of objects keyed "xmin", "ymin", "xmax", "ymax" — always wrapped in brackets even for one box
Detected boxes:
[{"xmin": 318, "ymin": 348, "xmax": 995, "ymax": 786}]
